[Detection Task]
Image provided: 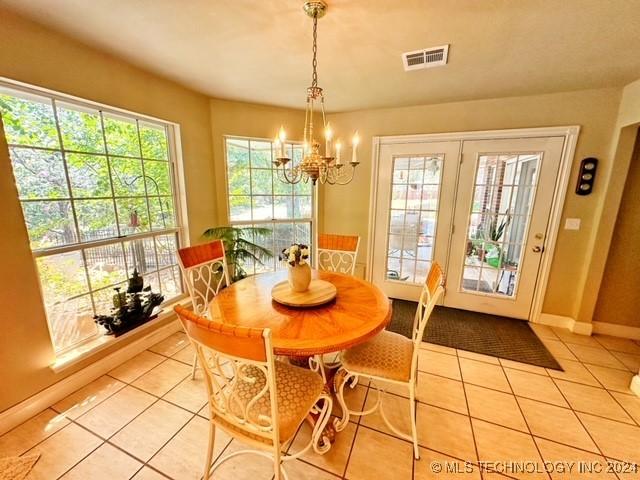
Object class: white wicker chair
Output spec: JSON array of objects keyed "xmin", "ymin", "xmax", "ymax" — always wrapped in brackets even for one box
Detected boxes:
[
  {"xmin": 334, "ymin": 262, "xmax": 445, "ymax": 459},
  {"xmin": 175, "ymin": 306, "xmax": 332, "ymax": 480},
  {"xmin": 177, "ymin": 240, "xmax": 230, "ymax": 379}
]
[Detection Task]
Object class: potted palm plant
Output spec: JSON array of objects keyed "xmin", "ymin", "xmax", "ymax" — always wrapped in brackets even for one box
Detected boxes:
[{"xmin": 202, "ymin": 226, "xmax": 273, "ymax": 282}]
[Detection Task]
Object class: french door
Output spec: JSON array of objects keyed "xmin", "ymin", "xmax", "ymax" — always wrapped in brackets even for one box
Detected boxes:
[{"xmin": 371, "ymin": 135, "xmax": 566, "ymax": 320}]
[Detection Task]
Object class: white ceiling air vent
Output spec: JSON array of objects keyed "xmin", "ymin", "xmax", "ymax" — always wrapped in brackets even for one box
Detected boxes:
[{"xmin": 402, "ymin": 44, "xmax": 449, "ymax": 71}]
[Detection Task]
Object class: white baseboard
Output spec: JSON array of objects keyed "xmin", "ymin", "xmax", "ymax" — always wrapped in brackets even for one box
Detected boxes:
[
  {"xmin": 0, "ymin": 319, "xmax": 182, "ymax": 436},
  {"xmin": 631, "ymin": 375, "xmax": 640, "ymax": 397},
  {"xmin": 592, "ymin": 321, "xmax": 640, "ymax": 340},
  {"xmin": 537, "ymin": 313, "xmax": 593, "ymax": 336}
]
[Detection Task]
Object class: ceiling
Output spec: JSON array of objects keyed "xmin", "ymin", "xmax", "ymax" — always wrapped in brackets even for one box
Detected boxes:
[{"xmin": 3, "ymin": 0, "xmax": 640, "ymax": 112}]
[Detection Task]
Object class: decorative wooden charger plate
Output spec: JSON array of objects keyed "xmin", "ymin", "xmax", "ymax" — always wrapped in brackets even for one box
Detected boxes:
[{"xmin": 271, "ymin": 279, "xmax": 337, "ymax": 307}]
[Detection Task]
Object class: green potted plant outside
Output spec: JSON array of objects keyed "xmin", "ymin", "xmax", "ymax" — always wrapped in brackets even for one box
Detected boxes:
[{"xmin": 202, "ymin": 226, "xmax": 273, "ymax": 282}]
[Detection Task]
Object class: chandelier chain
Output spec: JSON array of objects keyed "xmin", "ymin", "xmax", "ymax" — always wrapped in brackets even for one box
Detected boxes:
[{"xmin": 311, "ymin": 14, "xmax": 318, "ymax": 87}]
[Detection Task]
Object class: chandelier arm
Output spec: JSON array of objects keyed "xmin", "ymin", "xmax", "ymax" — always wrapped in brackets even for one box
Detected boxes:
[
  {"xmin": 334, "ymin": 165, "xmax": 357, "ymax": 185},
  {"xmin": 282, "ymin": 165, "xmax": 303, "ymax": 184}
]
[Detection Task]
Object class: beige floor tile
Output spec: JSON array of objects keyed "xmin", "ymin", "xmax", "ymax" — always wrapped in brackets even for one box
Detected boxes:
[
  {"xmin": 370, "ymin": 377, "xmax": 410, "ymax": 399},
  {"xmin": 542, "ymin": 339, "xmax": 578, "ymax": 361},
  {"xmin": 566, "ymin": 344, "xmax": 627, "ymax": 369},
  {"xmin": 289, "ymin": 420, "xmax": 356, "ymax": 476},
  {"xmin": 505, "ymin": 368, "xmax": 568, "ymax": 407},
  {"xmin": 149, "ymin": 415, "xmax": 231, "ymax": 479},
  {"xmin": 416, "ymin": 372, "xmax": 468, "ymax": 414},
  {"xmin": 108, "ymin": 350, "xmax": 165, "ymax": 383},
  {"xmin": 610, "ymin": 351, "xmax": 640, "ymax": 372},
  {"xmin": 0, "ymin": 409, "xmax": 69, "ymax": 457},
  {"xmin": 594, "ymin": 335, "xmax": 640, "ymax": 355},
  {"xmin": 132, "ymin": 358, "xmax": 192, "ymax": 396},
  {"xmin": 610, "ymin": 392, "xmax": 640, "ymax": 425},
  {"xmin": 472, "ymin": 419, "xmax": 546, "ymax": 480},
  {"xmin": 171, "ymin": 343, "xmax": 196, "ymax": 365},
  {"xmin": 209, "ymin": 439, "xmax": 280, "ymax": 479},
  {"xmin": 457, "ymin": 349, "xmax": 501, "ymax": 365},
  {"xmin": 360, "ymin": 389, "xmax": 413, "ymax": 437},
  {"xmin": 162, "ymin": 375, "xmax": 208, "ymax": 413},
  {"xmin": 546, "ymin": 358, "xmax": 600, "ymax": 387},
  {"xmin": 465, "ymin": 384, "xmax": 528, "ymax": 432},
  {"xmin": 345, "ymin": 426, "xmax": 413, "ymax": 480},
  {"xmin": 333, "ymin": 384, "xmax": 368, "ymax": 420},
  {"xmin": 414, "ymin": 447, "xmax": 481, "ymax": 479},
  {"xmin": 534, "ymin": 437, "xmax": 617, "ymax": 480},
  {"xmin": 551, "ymin": 328, "xmax": 602, "ymax": 347},
  {"xmin": 60, "ymin": 442, "xmax": 142, "ymax": 479},
  {"xmin": 499, "ymin": 358, "xmax": 549, "ymax": 375},
  {"xmin": 554, "ymin": 379, "xmax": 633, "ymax": 423},
  {"xmin": 53, "ymin": 375, "xmax": 126, "ymax": 420},
  {"xmin": 578, "ymin": 412, "xmax": 640, "ymax": 464},
  {"xmin": 198, "ymin": 403, "xmax": 210, "ymax": 419},
  {"xmin": 417, "ymin": 403, "xmax": 477, "ymax": 461},
  {"xmin": 530, "ymin": 323, "xmax": 560, "ymax": 340},
  {"xmin": 149, "ymin": 331, "xmax": 191, "ymax": 356},
  {"xmin": 585, "ymin": 364, "xmax": 634, "ymax": 393},
  {"xmin": 111, "ymin": 399, "xmax": 192, "ymax": 461},
  {"xmin": 459, "ymin": 358, "xmax": 511, "ymax": 392},
  {"xmin": 130, "ymin": 466, "xmax": 169, "ymax": 480},
  {"xmin": 284, "ymin": 459, "xmax": 340, "ymax": 479},
  {"xmin": 419, "ymin": 342, "xmax": 458, "ymax": 355},
  {"xmin": 76, "ymin": 385, "xmax": 156, "ymax": 438},
  {"xmin": 517, "ymin": 397, "xmax": 598, "ymax": 452},
  {"xmin": 418, "ymin": 349, "xmax": 461, "ymax": 380},
  {"xmin": 26, "ymin": 423, "xmax": 102, "ymax": 480}
]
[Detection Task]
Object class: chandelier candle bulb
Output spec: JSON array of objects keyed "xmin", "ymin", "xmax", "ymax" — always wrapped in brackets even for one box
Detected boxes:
[
  {"xmin": 352, "ymin": 132, "xmax": 360, "ymax": 164},
  {"xmin": 278, "ymin": 126, "xmax": 286, "ymax": 157},
  {"xmin": 325, "ymin": 123, "xmax": 333, "ymax": 157},
  {"xmin": 335, "ymin": 141, "xmax": 342, "ymax": 164}
]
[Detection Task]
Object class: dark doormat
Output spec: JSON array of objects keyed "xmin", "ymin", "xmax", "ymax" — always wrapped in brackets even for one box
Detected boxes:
[{"xmin": 388, "ymin": 299, "xmax": 563, "ymax": 371}]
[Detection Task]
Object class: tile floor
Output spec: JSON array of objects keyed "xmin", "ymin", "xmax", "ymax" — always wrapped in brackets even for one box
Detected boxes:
[{"xmin": 2, "ymin": 326, "xmax": 640, "ymax": 479}]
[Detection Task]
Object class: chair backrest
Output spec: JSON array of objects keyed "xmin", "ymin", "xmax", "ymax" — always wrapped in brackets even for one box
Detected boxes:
[
  {"xmin": 177, "ymin": 240, "xmax": 230, "ymax": 316},
  {"xmin": 410, "ymin": 262, "xmax": 445, "ymax": 377},
  {"xmin": 175, "ymin": 305, "xmax": 280, "ymax": 447},
  {"xmin": 317, "ymin": 233, "xmax": 360, "ymax": 276}
]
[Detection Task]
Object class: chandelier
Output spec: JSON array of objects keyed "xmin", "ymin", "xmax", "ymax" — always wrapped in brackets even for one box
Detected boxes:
[{"xmin": 273, "ymin": 1, "xmax": 359, "ymax": 186}]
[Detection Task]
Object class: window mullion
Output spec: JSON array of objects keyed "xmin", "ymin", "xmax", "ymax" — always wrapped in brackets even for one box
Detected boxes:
[
  {"xmin": 50, "ymin": 98, "xmax": 81, "ymax": 245},
  {"xmin": 136, "ymin": 119, "xmax": 155, "ymax": 231},
  {"xmin": 99, "ymin": 111, "xmax": 122, "ymax": 237}
]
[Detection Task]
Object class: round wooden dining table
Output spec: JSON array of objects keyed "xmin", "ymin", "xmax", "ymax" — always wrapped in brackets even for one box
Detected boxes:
[{"xmin": 206, "ymin": 269, "xmax": 391, "ymax": 357}]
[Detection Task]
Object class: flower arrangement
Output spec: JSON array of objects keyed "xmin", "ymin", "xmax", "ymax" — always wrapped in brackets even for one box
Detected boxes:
[{"xmin": 280, "ymin": 243, "xmax": 310, "ymax": 267}]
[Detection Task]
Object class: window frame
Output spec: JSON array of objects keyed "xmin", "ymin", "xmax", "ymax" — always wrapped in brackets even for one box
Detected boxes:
[
  {"xmin": 0, "ymin": 77, "xmax": 190, "ymax": 354},
  {"xmin": 223, "ymin": 135, "xmax": 316, "ymax": 274}
]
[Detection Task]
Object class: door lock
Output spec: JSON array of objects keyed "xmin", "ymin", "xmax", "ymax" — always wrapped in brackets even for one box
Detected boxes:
[{"xmin": 532, "ymin": 245, "xmax": 544, "ymax": 253}]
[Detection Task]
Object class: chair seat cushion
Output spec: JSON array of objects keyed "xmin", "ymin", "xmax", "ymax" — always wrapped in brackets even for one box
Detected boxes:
[
  {"xmin": 219, "ymin": 360, "xmax": 325, "ymax": 444},
  {"xmin": 341, "ymin": 330, "xmax": 414, "ymax": 382}
]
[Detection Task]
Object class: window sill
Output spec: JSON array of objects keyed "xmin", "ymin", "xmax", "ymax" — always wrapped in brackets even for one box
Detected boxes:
[{"xmin": 50, "ymin": 296, "xmax": 191, "ymax": 373}]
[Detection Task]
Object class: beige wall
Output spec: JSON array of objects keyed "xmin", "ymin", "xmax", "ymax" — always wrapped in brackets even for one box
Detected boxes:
[
  {"xmin": 324, "ymin": 88, "xmax": 622, "ymax": 319},
  {"xmin": 593, "ymin": 131, "xmax": 640, "ymax": 326},
  {"xmin": 0, "ymin": 8, "xmax": 217, "ymax": 411},
  {"xmin": 584, "ymin": 78, "xmax": 640, "ymax": 327}
]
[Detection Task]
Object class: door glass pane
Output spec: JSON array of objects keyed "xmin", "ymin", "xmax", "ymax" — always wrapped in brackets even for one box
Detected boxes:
[
  {"xmin": 386, "ymin": 155, "xmax": 443, "ymax": 284},
  {"xmin": 462, "ymin": 153, "xmax": 541, "ymax": 297}
]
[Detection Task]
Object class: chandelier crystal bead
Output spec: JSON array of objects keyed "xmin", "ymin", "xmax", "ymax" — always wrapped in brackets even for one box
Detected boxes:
[{"xmin": 273, "ymin": 1, "xmax": 359, "ymax": 186}]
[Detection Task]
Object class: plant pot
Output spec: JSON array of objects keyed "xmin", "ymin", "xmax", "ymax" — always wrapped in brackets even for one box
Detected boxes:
[{"xmin": 288, "ymin": 263, "xmax": 311, "ymax": 292}]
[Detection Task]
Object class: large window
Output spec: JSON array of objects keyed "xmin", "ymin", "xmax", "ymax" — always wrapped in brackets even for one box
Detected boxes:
[
  {"xmin": 0, "ymin": 83, "xmax": 184, "ymax": 353},
  {"xmin": 225, "ymin": 137, "xmax": 313, "ymax": 274}
]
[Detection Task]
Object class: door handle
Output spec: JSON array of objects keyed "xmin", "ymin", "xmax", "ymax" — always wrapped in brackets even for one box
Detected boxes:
[{"xmin": 532, "ymin": 245, "xmax": 544, "ymax": 253}]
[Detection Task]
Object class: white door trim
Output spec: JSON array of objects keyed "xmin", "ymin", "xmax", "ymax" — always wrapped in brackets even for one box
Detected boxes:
[{"xmin": 367, "ymin": 126, "xmax": 580, "ymax": 322}]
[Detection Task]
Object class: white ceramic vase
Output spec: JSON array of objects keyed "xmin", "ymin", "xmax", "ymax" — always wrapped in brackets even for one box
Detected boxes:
[{"xmin": 288, "ymin": 263, "xmax": 311, "ymax": 292}]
